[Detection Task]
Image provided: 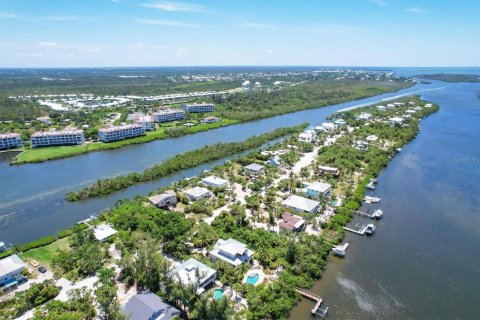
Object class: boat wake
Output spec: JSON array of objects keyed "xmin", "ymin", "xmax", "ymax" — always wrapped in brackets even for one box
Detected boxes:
[{"xmin": 337, "ymin": 275, "xmax": 406, "ymax": 318}]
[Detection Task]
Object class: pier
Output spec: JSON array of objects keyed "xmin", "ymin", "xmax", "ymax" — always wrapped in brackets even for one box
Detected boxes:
[
  {"xmin": 295, "ymin": 287, "xmax": 328, "ymax": 317},
  {"xmin": 353, "ymin": 209, "xmax": 383, "ymax": 219},
  {"xmin": 344, "ymin": 226, "xmax": 366, "ymax": 235}
]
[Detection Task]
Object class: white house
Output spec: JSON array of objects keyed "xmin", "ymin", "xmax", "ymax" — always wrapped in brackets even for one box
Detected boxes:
[
  {"xmin": 148, "ymin": 190, "xmax": 177, "ymax": 208},
  {"xmin": 0, "ymin": 255, "xmax": 26, "ymax": 289},
  {"xmin": 357, "ymin": 112, "xmax": 372, "ymax": 121},
  {"xmin": 93, "ymin": 224, "xmax": 117, "ymax": 242},
  {"xmin": 298, "ymin": 131, "xmax": 315, "ymax": 142},
  {"xmin": 305, "ymin": 181, "xmax": 332, "ymax": 198},
  {"xmin": 171, "ymin": 258, "xmax": 217, "ymax": 294},
  {"xmin": 366, "ymin": 135, "xmax": 378, "ymax": 142},
  {"xmin": 389, "ymin": 117, "xmax": 404, "ymax": 126},
  {"xmin": 184, "ymin": 187, "xmax": 211, "ymax": 201},
  {"xmin": 201, "ymin": 176, "xmax": 229, "ymax": 189},
  {"xmin": 244, "ymin": 163, "xmax": 265, "ymax": 175},
  {"xmin": 354, "ymin": 140, "xmax": 369, "ymax": 151},
  {"xmin": 282, "ymin": 195, "xmax": 320, "ymax": 213},
  {"xmin": 376, "ymin": 105, "xmax": 386, "ymax": 111},
  {"xmin": 321, "ymin": 122, "xmax": 335, "ymax": 131},
  {"xmin": 334, "ymin": 119, "xmax": 346, "ymax": 127},
  {"xmin": 210, "ymin": 238, "xmax": 254, "ymax": 267}
]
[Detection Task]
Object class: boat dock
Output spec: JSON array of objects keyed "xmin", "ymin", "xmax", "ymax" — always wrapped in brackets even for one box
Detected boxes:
[
  {"xmin": 344, "ymin": 224, "xmax": 366, "ymax": 235},
  {"xmin": 353, "ymin": 209, "xmax": 383, "ymax": 219},
  {"xmin": 295, "ymin": 287, "xmax": 327, "ymax": 317}
]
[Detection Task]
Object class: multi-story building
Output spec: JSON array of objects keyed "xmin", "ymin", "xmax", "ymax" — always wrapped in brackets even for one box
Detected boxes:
[
  {"xmin": 31, "ymin": 129, "xmax": 85, "ymax": 148},
  {"xmin": 134, "ymin": 115, "xmax": 155, "ymax": 131},
  {"xmin": 152, "ymin": 109, "xmax": 185, "ymax": 123},
  {"xmin": 98, "ymin": 124, "xmax": 145, "ymax": 142},
  {"xmin": 0, "ymin": 133, "xmax": 22, "ymax": 150},
  {"xmin": 182, "ymin": 103, "xmax": 215, "ymax": 113}
]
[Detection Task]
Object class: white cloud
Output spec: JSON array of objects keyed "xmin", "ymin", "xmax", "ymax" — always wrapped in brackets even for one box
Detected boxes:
[
  {"xmin": 38, "ymin": 42, "xmax": 60, "ymax": 48},
  {"xmin": 44, "ymin": 16, "xmax": 79, "ymax": 21},
  {"xmin": 405, "ymin": 7, "xmax": 427, "ymax": 13},
  {"xmin": 136, "ymin": 18, "xmax": 200, "ymax": 28},
  {"xmin": 0, "ymin": 12, "xmax": 17, "ymax": 18},
  {"xmin": 141, "ymin": 1, "xmax": 208, "ymax": 13},
  {"xmin": 368, "ymin": 0, "xmax": 387, "ymax": 7}
]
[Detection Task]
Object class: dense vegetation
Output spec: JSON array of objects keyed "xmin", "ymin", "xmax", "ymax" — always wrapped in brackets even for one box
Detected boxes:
[
  {"xmin": 0, "ymin": 280, "xmax": 60, "ymax": 319},
  {"xmin": 418, "ymin": 74, "xmax": 480, "ymax": 83},
  {"xmin": 65, "ymin": 124, "xmax": 307, "ymax": 201}
]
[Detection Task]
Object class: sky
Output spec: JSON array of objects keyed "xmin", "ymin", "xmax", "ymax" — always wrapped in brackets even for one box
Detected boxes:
[{"xmin": 0, "ymin": 0, "xmax": 479, "ymax": 67}]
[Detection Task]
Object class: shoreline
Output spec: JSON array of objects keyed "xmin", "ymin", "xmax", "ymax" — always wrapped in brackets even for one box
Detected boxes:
[{"xmin": 9, "ymin": 82, "xmax": 413, "ymax": 165}]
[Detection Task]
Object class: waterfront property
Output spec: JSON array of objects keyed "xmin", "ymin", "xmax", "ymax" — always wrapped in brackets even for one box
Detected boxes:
[
  {"xmin": 148, "ymin": 190, "xmax": 177, "ymax": 208},
  {"xmin": 306, "ymin": 181, "xmax": 332, "ymax": 198},
  {"xmin": 182, "ymin": 102, "xmax": 215, "ymax": 113},
  {"xmin": 357, "ymin": 112, "xmax": 372, "ymax": 121},
  {"xmin": 203, "ymin": 116, "xmax": 220, "ymax": 124},
  {"xmin": 93, "ymin": 224, "xmax": 117, "ymax": 242},
  {"xmin": 98, "ymin": 124, "xmax": 145, "ymax": 142},
  {"xmin": 171, "ymin": 258, "xmax": 217, "ymax": 294},
  {"xmin": 201, "ymin": 176, "xmax": 230, "ymax": 189},
  {"xmin": 0, "ymin": 254, "xmax": 26, "ymax": 290},
  {"xmin": 0, "ymin": 133, "xmax": 22, "ymax": 150},
  {"xmin": 122, "ymin": 292, "xmax": 181, "ymax": 320},
  {"xmin": 282, "ymin": 195, "xmax": 320, "ymax": 213},
  {"xmin": 31, "ymin": 129, "xmax": 85, "ymax": 148},
  {"xmin": 244, "ymin": 163, "xmax": 265, "ymax": 175},
  {"xmin": 318, "ymin": 165, "xmax": 340, "ymax": 177},
  {"xmin": 333, "ymin": 119, "xmax": 346, "ymax": 127},
  {"xmin": 184, "ymin": 186, "xmax": 212, "ymax": 201},
  {"xmin": 321, "ymin": 122, "xmax": 335, "ymax": 131},
  {"xmin": 152, "ymin": 109, "xmax": 186, "ymax": 123},
  {"xmin": 210, "ymin": 238, "xmax": 254, "ymax": 267},
  {"xmin": 279, "ymin": 213, "xmax": 306, "ymax": 232},
  {"xmin": 389, "ymin": 117, "xmax": 404, "ymax": 126},
  {"xmin": 134, "ymin": 115, "xmax": 155, "ymax": 131}
]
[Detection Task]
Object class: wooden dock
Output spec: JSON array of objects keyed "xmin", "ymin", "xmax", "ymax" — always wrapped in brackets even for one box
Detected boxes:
[
  {"xmin": 343, "ymin": 226, "xmax": 366, "ymax": 235},
  {"xmin": 295, "ymin": 287, "xmax": 326, "ymax": 316},
  {"xmin": 354, "ymin": 210, "xmax": 374, "ymax": 219}
]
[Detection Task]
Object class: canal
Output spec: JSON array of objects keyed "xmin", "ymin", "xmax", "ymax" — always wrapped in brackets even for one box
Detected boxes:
[
  {"xmin": 0, "ymin": 80, "xmax": 438, "ymax": 245},
  {"xmin": 288, "ymin": 78, "xmax": 480, "ymax": 319}
]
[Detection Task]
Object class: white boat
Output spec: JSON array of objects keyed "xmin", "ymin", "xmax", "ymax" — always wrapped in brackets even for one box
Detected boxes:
[
  {"xmin": 366, "ymin": 182, "xmax": 375, "ymax": 190},
  {"xmin": 364, "ymin": 196, "xmax": 381, "ymax": 203},
  {"xmin": 365, "ymin": 224, "xmax": 376, "ymax": 236},
  {"xmin": 396, "ymin": 148, "xmax": 402, "ymax": 152},
  {"xmin": 332, "ymin": 243, "xmax": 349, "ymax": 257},
  {"xmin": 369, "ymin": 178, "xmax": 378, "ymax": 184},
  {"xmin": 372, "ymin": 209, "xmax": 383, "ymax": 219}
]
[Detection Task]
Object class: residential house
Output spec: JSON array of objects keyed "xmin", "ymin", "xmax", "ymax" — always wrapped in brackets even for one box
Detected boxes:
[
  {"xmin": 201, "ymin": 176, "xmax": 229, "ymax": 189},
  {"xmin": 184, "ymin": 187, "xmax": 211, "ymax": 201},
  {"xmin": 93, "ymin": 224, "xmax": 117, "ymax": 242},
  {"xmin": 122, "ymin": 292, "xmax": 181, "ymax": 320},
  {"xmin": 203, "ymin": 116, "xmax": 220, "ymax": 124},
  {"xmin": 171, "ymin": 258, "xmax": 217, "ymax": 294},
  {"xmin": 282, "ymin": 195, "xmax": 320, "ymax": 214},
  {"xmin": 244, "ymin": 163, "xmax": 265, "ymax": 175},
  {"xmin": 210, "ymin": 238, "xmax": 254, "ymax": 267},
  {"xmin": 148, "ymin": 190, "xmax": 177, "ymax": 208},
  {"xmin": 318, "ymin": 165, "xmax": 340, "ymax": 177},
  {"xmin": 306, "ymin": 181, "xmax": 332, "ymax": 198},
  {"xmin": 321, "ymin": 122, "xmax": 335, "ymax": 131},
  {"xmin": 279, "ymin": 213, "xmax": 306, "ymax": 232},
  {"xmin": 0, "ymin": 255, "xmax": 26, "ymax": 290}
]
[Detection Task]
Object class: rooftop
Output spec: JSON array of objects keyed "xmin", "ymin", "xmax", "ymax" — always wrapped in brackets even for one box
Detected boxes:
[
  {"xmin": 0, "ymin": 254, "xmax": 26, "ymax": 277},
  {"xmin": 122, "ymin": 292, "xmax": 180, "ymax": 320},
  {"xmin": 99, "ymin": 123, "xmax": 143, "ymax": 133},
  {"xmin": 31, "ymin": 129, "xmax": 83, "ymax": 137},
  {"xmin": 93, "ymin": 224, "xmax": 117, "ymax": 241},
  {"xmin": 171, "ymin": 258, "xmax": 216, "ymax": 288},
  {"xmin": 185, "ymin": 186, "xmax": 210, "ymax": 197},
  {"xmin": 282, "ymin": 195, "xmax": 320, "ymax": 212},
  {"xmin": 279, "ymin": 213, "xmax": 305, "ymax": 231},
  {"xmin": 148, "ymin": 190, "xmax": 176, "ymax": 205},
  {"xmin": 307, "ymin": 181, "xmax": 332, "ymax": 193},
  {"xmin": 245, "ymin": 163, "xmax": 265, "ymax": 172},
  {"xmin": 202, "ymin": 175, "xmax": 229, "ymax": 187}
]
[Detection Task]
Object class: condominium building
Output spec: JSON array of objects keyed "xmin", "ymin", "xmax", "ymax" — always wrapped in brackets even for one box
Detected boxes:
[
  {"xmin": 152, "ymin": 109, "xmax": 185, "ymax": 123},
  {"xmin": 98, "ymin": 124, "xmax": 145, "ymax": 142},
  {"xmin": 134, "ymin": 115, "xmax": 155, "ymax": 131},
  {"xmin": 0, "ymin": 133, "xmax": 22, "ymax": 150},
  {"xmin": 31, "ymin": 129, "xmax": 85, "ymax": 148},
  {"xmin": 182, "ymin": 103, "xmax": 215, "ymax": 113}
]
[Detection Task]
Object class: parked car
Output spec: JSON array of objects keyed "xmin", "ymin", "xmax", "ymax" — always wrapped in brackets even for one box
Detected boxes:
[{"xmin": 38, "ymin": 265, "xmax": 47, "ymax": 273}]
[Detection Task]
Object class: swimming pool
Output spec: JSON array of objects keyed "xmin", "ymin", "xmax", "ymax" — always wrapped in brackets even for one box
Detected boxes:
[
  {"xmin": 246, "ymin": 273, "xmax": 260, "ymax": 285},
  {"xmin": 213, "ymin": 288, "xmax": 224, "ymax": 300}
]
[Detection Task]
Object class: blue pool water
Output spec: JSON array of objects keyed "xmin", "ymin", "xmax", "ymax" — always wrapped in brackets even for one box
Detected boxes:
[
  {"xmin": 246, "ymin": 273, "xmax": 260, "ymax": 285},
  {"xmin": 213, "ymin": 288, "xmax": 224, "ymax": 300}
]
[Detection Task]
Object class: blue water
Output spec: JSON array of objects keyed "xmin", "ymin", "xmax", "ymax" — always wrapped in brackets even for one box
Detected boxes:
[
  {"xmin": 0, "ymin": 77, "xmax": 442, "ymax": 245},
  {"xmin": 246, "ymin": 273, "xmax": 260, "ymax": 285},
  {"xmin": 213, "ymin": 288, "xmax": 224, "ymax": 300},
  {"xmin": 289, "ymin": 70, "xmax": 480, "ymax": 319}
]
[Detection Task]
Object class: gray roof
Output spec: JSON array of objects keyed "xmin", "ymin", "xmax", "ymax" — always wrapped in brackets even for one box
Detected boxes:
[
  {"xmin": 122, "ymin": 293, "xmax": 180, "ymax": 320},
  {"xmin": 0, "ymin": 254, "xmax": 26, "ymax": 277},
  {"xmin": 245, "ymin": 163, "xmax": 265, "ymax": 172}
]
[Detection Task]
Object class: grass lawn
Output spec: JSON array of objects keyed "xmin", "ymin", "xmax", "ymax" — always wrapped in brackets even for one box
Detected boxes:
[{"xmin": 20, "ymin": 237, "xmax": 69, "ymax": 268}]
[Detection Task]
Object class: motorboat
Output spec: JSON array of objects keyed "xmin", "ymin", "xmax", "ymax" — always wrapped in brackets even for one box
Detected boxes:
[
  {"xmin": 365, "ymin": 224, "xmax": 376, "ymax": 236},
  {"xmin": 364, "ymin": 196, "xmax": 381, "ymax": 203},
  {"xmin": 372, "ymin": 209, "xmax": 383, "ymax": 220}
]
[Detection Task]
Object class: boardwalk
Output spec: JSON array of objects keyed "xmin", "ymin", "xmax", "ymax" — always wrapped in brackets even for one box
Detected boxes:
[{"xmin": 295, "ymin": 287, "xmax": 325, "ymax": 316}]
